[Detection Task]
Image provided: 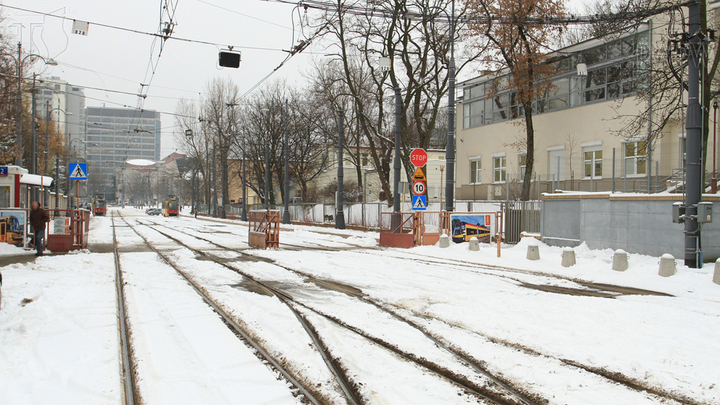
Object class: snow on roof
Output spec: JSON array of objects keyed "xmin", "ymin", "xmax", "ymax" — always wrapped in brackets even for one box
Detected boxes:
[
  {"xmin": 20, "ymin": 174, "xmax": 53, "ymax": 187},
  {"xmin": 126, "ymin": 159, "xmax": 157, "ymax": 167}
]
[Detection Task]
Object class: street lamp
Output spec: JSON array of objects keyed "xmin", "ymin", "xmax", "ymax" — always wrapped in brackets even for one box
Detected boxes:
[
  {"xmin": 7, "ymin": 42, "xmax": 58, "ymax": 166},
  {"xmin": 44, "ymin": 103, "xmax": 72, "ymax": 207}
]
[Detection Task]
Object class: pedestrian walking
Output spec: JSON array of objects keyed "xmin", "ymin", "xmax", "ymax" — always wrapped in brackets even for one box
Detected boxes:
[{"xmin": 30, "ymin": 201, "xmax": 50, "ymax": 257}]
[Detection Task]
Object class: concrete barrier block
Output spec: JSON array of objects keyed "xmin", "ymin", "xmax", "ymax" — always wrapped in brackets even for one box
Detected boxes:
[
  {"xmin": 526, "ymin": 245, "xmax": 540, "ymax": 260},
  {"xmin": 439, "ymin": 234, "xmax": 450, "ymax": 248},
  {"xmin": 658, "ymin": 254, "xmax": 677, "ymax": 277},
  {"xmin": 561, "ymin": 249, "xmax": 576, "ymax": 267},
  {"xmin": 612, "ymin": 249, "xmax": 628, "ymax": 272},
  {"xmin": 713, "ymin": 259, "xmax": 720, "ymax": 285},
  {"xmin": 468, "ymin": 238, "xmax": 480, "ymax": 251}
]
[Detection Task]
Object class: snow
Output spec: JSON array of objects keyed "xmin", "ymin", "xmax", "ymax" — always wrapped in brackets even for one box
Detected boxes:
[
  {"xmin": 0, "ymin": 253, "xmax": 121, "ymax": 404},
  {"xmin": 2, "ymin": 208, "xmax": 719, "ymax": 404}
]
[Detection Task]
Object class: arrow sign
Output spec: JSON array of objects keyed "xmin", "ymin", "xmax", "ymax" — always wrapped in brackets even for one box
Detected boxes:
[
  {"xmin": 69, "ymin": 163, "xmax": 88, "ymax": 180},
  {"xmin": 412, "ymin": 195, "xmax": 427, "ymax": 210}
]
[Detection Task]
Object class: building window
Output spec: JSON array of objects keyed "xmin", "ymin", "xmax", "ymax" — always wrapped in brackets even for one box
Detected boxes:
[
  {"xmin": 461, "ymin": 30, "xmax": 648, "ymax": 128},
  {"xmin": 519, "ymin": 153, "xmax": 528, "ymax": 180},
  {"xmin": 625, "ymin": 141, "xmax": 647, "ymax": 175},
  {"xmin": 470, "ymin": 158, "xmax": 482, "ymax": 184},
  {"xmin": 493, "ymin": 156, "xmax": 506, "ymax": 183},
  {"xmin": 584, "ymin": 149, "xmax": 603, "ymax": 178}
]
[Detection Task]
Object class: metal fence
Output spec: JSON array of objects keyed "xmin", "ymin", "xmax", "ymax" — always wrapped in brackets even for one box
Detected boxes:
[{"xmin": 200, "ymin": 200, "xmax": 541, "ymax": 243}]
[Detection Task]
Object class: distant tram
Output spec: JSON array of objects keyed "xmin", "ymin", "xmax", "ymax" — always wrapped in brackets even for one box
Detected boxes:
[
  {"xmin": 92, "ymin": 198, "xmax": 107, "ymax": 216},
  {"xmin": 162, "ymin": 196, "xmax": 179, "ymax": 217}
]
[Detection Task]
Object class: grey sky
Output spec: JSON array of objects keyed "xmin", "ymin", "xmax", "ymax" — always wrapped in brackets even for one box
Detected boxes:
[{"xmin": 5, "ymin": 0, "xmax": 588, "ymax": 159}]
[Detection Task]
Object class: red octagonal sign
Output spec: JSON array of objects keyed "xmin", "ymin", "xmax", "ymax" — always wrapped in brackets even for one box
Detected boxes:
[{"xmin": 410, "ymin": 148, "xmax": 428, "ymax": 168}]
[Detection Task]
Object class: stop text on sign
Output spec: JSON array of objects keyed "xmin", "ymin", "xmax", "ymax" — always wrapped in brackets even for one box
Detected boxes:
[{"xmin": 410, "ymin": 148, "xmax": 427, "ymax": 167}]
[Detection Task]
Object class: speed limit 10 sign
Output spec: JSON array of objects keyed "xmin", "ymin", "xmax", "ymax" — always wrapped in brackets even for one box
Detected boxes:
[{"xmin": 412, "ymin": 181, "xmax": 426, "ymax": 196}]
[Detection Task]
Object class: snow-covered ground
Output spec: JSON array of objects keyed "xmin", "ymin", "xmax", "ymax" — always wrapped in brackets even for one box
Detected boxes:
[
  {"xmin": 0, "ymin": 249, "xmax": 121, "ymax": 404},
  {"xmin": 1, "ymin": 207, "xmax": 718, "ymax": 404}
]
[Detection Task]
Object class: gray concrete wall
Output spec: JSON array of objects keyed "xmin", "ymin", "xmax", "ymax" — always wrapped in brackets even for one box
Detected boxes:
[{"xmin": 541, "ymin": 196, "xmax": 720, "ymax": 261}]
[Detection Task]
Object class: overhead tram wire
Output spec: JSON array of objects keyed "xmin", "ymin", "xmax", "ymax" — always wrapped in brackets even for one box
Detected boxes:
[
  {"xmin": 261, "ymin": 0, "xmax": 696, "ymax": 26},
  {"xmin": 0, "ymin": 3, "xmax": 296, "ymax": 52}
]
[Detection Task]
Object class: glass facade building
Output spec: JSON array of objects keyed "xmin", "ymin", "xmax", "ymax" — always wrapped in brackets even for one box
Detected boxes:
[
  {"xmin": 84, "ymin": 107, "xmax": 162, "ymax": 200},
  {"xmin": 462, "ymin": 30, "xmax": 651, "ymax": 129}
]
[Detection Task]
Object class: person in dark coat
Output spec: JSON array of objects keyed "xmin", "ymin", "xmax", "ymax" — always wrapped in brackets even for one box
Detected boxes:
[{"xmin": 29, "ymin": 201, "xmax": 49, "ymax": 256}]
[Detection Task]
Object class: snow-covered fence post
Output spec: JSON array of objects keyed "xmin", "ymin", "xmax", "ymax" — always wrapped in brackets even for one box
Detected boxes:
[
  {"xmin": 439, "ymin": 234, "xmax": 450, "ymax": 248},
  {"xmin": 561, "ymin": 248, "xmax": 576, "ymax": 267},
  {"xmin": 658, "ymin": 254, "xmax": 677, "ymax": 277},
  {"xmin": 526, "ymin": 244, "xmax": 540, "ymax": 260},
  {"xmin": 713, "ymin": 258, "xmax": 720, "ymax": 285},
  {"xmin": 612, "ymin": 249, "xmax": 628, "ymax": 272}
]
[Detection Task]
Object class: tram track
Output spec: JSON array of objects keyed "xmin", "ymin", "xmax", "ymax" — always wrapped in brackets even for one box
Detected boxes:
[
  {"xmin": 113, "ymin": 214, "xmax": 335, "ymax": 405},
  {"xmin": 142, "ymin": 217, "xmax": 699, "ymax": 405},
  {"xmin": 133, "ymin": 219, "xmax": 544, "ymax": 405},
  {"xmin": 112, "ymin": 215, "xmax": 139, "ymax": 405}
]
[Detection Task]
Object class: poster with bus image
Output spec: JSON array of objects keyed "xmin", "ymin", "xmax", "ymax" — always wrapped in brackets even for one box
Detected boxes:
[
  {"xmin": 0, "ymin": 210, "xmax": 27, "ymax": 246},
  {"xmin": 451, "ymin": 214, "xmax": 492, "ymax": 244}
]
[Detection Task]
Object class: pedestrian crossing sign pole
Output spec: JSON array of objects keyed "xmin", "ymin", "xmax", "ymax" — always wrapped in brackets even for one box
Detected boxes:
[{"xmin": 69, "ymin": 163, "xmax": 88, "ymax": 210}]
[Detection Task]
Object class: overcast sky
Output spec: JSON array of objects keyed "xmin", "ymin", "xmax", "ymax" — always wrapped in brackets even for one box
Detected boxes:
[{"xmin": 5, "ymin": 0, "xmax": 588, "ymax": 159}]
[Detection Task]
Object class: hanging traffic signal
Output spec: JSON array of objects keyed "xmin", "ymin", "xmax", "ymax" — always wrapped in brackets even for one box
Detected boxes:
[{"xmin": 219, "ymin": 50, "xmax": 241, "ymax": 68}]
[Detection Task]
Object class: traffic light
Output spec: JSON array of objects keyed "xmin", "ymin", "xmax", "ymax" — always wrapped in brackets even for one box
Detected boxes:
[{"xmin": 219, "ymin": 50, "xmax": 241, "ymax": 68}]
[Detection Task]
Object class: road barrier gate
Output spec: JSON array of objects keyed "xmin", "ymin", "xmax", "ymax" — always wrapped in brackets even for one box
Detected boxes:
[{"xmin": 248, "ymin": 210, "xmax": 280, "ymax": 249}]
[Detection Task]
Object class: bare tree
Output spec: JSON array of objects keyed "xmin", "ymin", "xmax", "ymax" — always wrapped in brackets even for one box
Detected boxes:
[
  {"xmin": 467, "ymin": 0, "xmax": 567, "ymax": 201},
  {"xmin": 313, "ymin": 0, "xmax": 480, "ymax": 204}
]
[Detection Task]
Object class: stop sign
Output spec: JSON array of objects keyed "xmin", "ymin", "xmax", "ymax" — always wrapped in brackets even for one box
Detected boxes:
[{"xmin": 410, "ymin": 148, "xmax": 427, "ymax": 167}]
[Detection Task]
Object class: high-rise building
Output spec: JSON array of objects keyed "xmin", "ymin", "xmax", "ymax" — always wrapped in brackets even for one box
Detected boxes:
[
  {"xmin": 34, "ymin": 76, "xmax": 85, "ymax": 143},
  {"xmin": 85, "ymin": 107, "xmax": 162, "ymax": 200}
]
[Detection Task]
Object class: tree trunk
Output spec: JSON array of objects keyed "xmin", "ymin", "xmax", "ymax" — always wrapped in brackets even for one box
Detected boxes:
[{"xmin": 521, "ymin": 101, "xmax": 535, "ymax": 201}]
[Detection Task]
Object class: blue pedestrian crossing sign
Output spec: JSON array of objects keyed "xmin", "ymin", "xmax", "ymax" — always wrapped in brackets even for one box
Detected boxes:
[
  {"xmin": 68, "ymin": 162, "xmax": 88, "ymax": 180},
  {"xmin": 412, "ymin": 195, "xmax": 427, "ymax": 211}
]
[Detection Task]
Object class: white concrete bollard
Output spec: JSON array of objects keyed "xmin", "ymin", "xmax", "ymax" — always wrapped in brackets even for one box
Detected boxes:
[
  {"xmin": 439, "ymin": 234, "xmax": 450, "ymax": 248},
  {"xmin": 561, "ymin": 248, "xmax": 576, "ymax": 267},
  {"xmin": 526, "ymin": 244, "xmax": 540, "ymax": 260},
  {"xmin": 713, "ymin": 259, "xmax": 720, "ymax": 285},
  {"xmin": 658, "ymin": 254, "xmax": 677, "ymax": 277},
  {"xmin": 612, "ymin": 249, "xmax": 629, "ymax": 272},
  {"xmin": 468, "ymin": 238, "xmax": 480, "ymax": 251}
]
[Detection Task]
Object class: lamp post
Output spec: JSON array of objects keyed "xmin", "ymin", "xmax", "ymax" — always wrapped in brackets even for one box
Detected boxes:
[
  {"xmin": 444, "ymin": 0, "xmax": 456, "ymax": 213},
  {"xmin": 45, "ymin": 102, "xmax": 72, "ymax": 207},
  {"xmin": 336, "ymin": 108, "xmax": 345, "ymax": 229},
  {"xmin": 241, "ymin": 127, "xmax": 248, "ymax": 221},
  {"xmin": 9, "ymin": 43, "xmax": 58, "ymax": 167},
  {"xmin": 261, "ymin": 108, "xmax": 270, "ymax": 210},
  {"xmin": 713, "ymin": 101, "xmax": 718, "ymax": 194},
  {"xmin": 283, "ymin": 102, "xmax": 291, "ymax": 225}
]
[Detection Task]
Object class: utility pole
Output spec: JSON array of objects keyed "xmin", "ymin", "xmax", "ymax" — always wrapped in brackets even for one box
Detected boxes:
[
  {"xmin": 684, "ymin": 0, "xmax": 703, "ymax": 268},
  {"xmin": 336, "ymin": 108, "xmax": 345, "ymax": 229},
  {"xmin": 15, "ymin": 42, "xmax": 22, "ymax": 167},
  {"xmin": 283, "ymin": 101, "xmax": 291, "ymax": 224},
  {"xmin": 44, "ymin": 101, "xmax": 50, "ymax": 208},
  {"xmin": 265, "ymin": 142, "xmax": 270, "ymax": 210},
  {"xmin": 444, "ymin": 0, "xmax": 456, "ymax": 213},
  {"xmin": 241, "ymin": 128, "xmax": 247, "ymax": 221},
  {"xmin": 393, "ymin": 87, "xmax": 402, "ymax": 222},
  {"xmin": 31, "ymin": 74, "xmax": 38, "ymax": 202}
]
